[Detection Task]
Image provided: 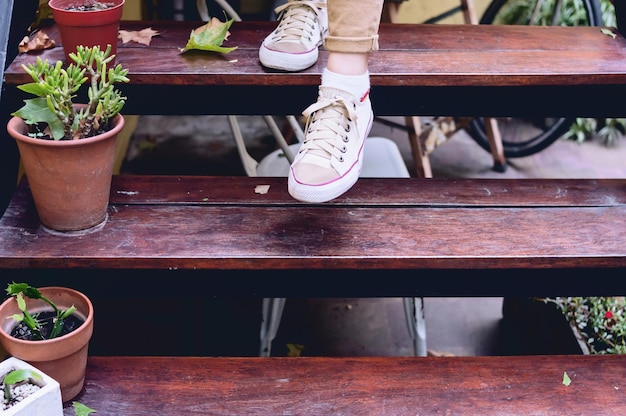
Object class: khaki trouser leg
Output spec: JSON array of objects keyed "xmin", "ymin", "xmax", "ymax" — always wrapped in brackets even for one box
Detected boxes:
[{"xmin": 324, "ymin": 0, "xmax": 385, "ymax": 53}]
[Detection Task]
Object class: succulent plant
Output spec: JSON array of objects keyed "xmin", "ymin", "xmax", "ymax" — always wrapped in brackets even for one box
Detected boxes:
[{"xmin": 11, "ymin": 44, "xmax": 129, "ymax": 140}]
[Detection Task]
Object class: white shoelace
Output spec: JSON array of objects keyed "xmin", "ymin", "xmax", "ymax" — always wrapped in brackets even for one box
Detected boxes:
[
  {"xmin": 269, "ymin": 0, "xmax": 326, "ymax": 44},
  {"xmin": 299, "ymin": 92, "xmax": 358, "ymax": 164}
]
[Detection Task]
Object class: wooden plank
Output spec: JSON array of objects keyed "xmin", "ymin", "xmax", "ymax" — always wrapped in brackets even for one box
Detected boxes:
[
  {"xmin": 101, "ymin": 175, "xmax": 626, "ymax": 207},
  {"xmin": 64, "ymin": 355, "xmax": 626, "ymax": 416},
  {"xmin": 4, "ymin": 22, "xmax": 626, "ymax": 117},
  {"xmin": 0, "ymin": 176, "xmax": 624, "ymax": 271},
  {"xmin": 6, "ymin": 22, "xmax": 626, "ymax": 87}
]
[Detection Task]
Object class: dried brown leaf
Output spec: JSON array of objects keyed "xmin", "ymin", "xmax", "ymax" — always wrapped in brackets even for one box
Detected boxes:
[
  {"xmin": 255, "ymin": 185, "xmax": 270, "ymax": 194},
  {"xmin": 118, "ymin": 27, "xmax": 161, "ymax": 46},
  {"xmin": 18, "ymin": 31, "xmax": 55, "ymax": 53}
]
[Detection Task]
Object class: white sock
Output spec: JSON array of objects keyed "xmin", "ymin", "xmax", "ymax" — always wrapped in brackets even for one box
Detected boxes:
[{"xmin": 321, "ymin": 69, "xmax": 370, "ymax": 101}]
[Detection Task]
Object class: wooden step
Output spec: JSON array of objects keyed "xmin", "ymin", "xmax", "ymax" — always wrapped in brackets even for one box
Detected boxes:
[
  {"xmin": 7, "ymin": 21, "xmax": 626, "ymax": 88},
  {"xmin": 1, "ymin": 175, "xmax": 624, "ymax": 296},
  {"xmin": 5, "ymin": 21, "xmax": 626, "ymax": 116},
  {"xmin": 64, "ymin": 355, "xmax": 626, "ymax": 415}
]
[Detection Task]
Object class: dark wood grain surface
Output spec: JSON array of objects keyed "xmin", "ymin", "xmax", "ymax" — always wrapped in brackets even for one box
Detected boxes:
[
  {"xmin": 1, "ymin": 176, "xmax": 624, "ymax": 274},
  {"xmin": 63, "ymin": 355, "xmax": 626, "ymax": 415},
  {"xmin": 5, "ymin": 21, "xmax": 626, "ymax": 116},
  {"xmin": 7, "ymin": 21, "xmax": 626, "ymax": 87}
]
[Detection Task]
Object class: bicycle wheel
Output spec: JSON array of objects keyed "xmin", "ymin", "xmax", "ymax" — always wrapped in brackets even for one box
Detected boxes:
[{"xmin": 467, "ymin": 0, "xmax": 603, "ymax": 158}]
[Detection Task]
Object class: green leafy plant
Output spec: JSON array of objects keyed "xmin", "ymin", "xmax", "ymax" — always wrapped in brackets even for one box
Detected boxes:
[
  {"xmin": 2, "ymin": 368, "xmax": 43, "ymax": 403},
  {"xmin": 564, "ymin": 117, "xmax": 597, "ymax": 144},
  {"xmin": 11, "ymin": 44, "xmax": 129, "ymax": 141},
  {"xmin": 5, "ymin": 282, "xmax": 77, "ymax": 341},
  {"xmin": 492, "ymin": 0, "xmax": 602, "ymax": 25},
  {"xmin": 2, "ymin": 368, "xmax": 95, "ymax": 414},
  {"xmin": 493, "ymin": 0, "xmax": 615, "ymax": 26},
  {"xmin": 565, "ymin": 117, "xmax": 626, "ymax": 146},
  {"xmin": 541, "ymin": 297, "xmax": 626, "ymax": 354}
]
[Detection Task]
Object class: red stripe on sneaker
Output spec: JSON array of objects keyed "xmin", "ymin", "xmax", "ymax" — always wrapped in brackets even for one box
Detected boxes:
[{"xmin": 360, "ymin": 88, "xmax": 370, "ymax": 103}]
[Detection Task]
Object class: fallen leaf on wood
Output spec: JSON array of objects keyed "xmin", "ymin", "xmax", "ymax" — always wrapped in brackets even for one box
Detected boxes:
[
  {"xmin": 601, "ymin": 28, "xmax": 617, "ymax": 39},
  {"xmin": 427, "ymin": 349, "xmax": 456, "ymax": 357},
  {"xmin": 118, "ymin": 27, "xmax": 160, "ymax": 46},
  {"xmin": 255, "ymin": 185, "xmax": 270, "ymax": 194},
  {"xmin": 562, "ymin": 371, "xmax": 572, "ymax": 386},
  {"xmin": 286, "ymin": 343, "xmax": 305, "ymax": 357},
  {"xmin": 18, "ymin": 31, "xmax": 55, "ymax": 53},
  {"xmin": 181, "ymin": 17, "xmax": 238, "ymax": 54}
]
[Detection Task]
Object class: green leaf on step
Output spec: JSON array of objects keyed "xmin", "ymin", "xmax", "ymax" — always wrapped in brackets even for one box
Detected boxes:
[
  {"xmin": 601, "ymin": 28, "xmax": 617, "ymax": 39},
  {"xmin": 181, "ymin": 17, "xmax": 238, "ymax": 54},
  {"xmin": 562, "ymin": 371, "xmax": 571, "ymax": 386},
  {"xmin": 73, "ymin": 401, "xmax": 97, "ymax": 416}
]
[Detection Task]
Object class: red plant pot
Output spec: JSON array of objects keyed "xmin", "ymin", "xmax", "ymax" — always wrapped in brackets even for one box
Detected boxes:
[{"xmin": 48, "ymin": 0, "xmax": 125, "ymax": 63}]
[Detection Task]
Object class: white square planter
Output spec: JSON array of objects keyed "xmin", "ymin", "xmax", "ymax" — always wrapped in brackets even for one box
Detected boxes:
[{"xmin": 0, "ymin": 357, "xmax": 63, "ymax": 416}]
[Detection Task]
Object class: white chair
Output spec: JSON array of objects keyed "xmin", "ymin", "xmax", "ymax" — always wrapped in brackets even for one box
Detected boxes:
[{"xmin": 196, "ymin": 0, "xmax": 299, "ymax": 177}]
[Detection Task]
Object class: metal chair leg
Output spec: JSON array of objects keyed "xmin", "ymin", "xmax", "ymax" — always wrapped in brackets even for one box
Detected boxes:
[
  {"xmin": 259, "ymin": 297, "xmax": 286, "ymax": 356},
  {"xmin": 262, "ymin": 115, "xmax": 296, "ymax": 163},
  {"xmin": 403, "ymin": 297, "xmax": 427, "ymax": 356}
]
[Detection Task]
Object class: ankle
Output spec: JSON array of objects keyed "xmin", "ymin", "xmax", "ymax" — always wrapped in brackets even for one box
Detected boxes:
[
  {"xmin": 326, "ymin": 52, "xmax": 369, "ymax": 75},
  {"xmin": 321, "ymin": 68, "xmax": 370, "ymax": 102}
]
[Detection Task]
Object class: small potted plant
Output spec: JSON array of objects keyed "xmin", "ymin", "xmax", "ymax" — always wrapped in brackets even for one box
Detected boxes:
[
  {"xmin": 503, "ymin": 296, "xmax": 626, "ymax": 355},
  {"xmin": 544, "ymin": 296, "xmax": 626, "ymax": 355},
  {"xmin": 6, "ymin": 44, "xmax": 129, "ymax": 232},
  {"xmin": 48, "ymin": 0, "xmax": 125, "ymax": 63},
  {"xmin": 0, "ymin": 356, "xmax": 63, "ymax": 415},
  {"xmin": 0, "ymin": 283, "xmax": 94, "ymax": 403}
]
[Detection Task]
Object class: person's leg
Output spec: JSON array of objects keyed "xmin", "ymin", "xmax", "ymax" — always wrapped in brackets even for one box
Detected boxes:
[{"xmin": 287, "ymin": 0, "xmax": 384, "ymax": 203}]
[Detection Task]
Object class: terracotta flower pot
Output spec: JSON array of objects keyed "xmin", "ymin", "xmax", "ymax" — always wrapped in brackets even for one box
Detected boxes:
[
  {"xmin": 0, "ymin": 287, "xmax": 94, "ymax": 403},
  {"xmin": 48, "ymin": 0, "xmax": 125, "ymax": 63},
  {"xmin": 7, "ymin": 111, "xmax": 124, "ymax": 232}
]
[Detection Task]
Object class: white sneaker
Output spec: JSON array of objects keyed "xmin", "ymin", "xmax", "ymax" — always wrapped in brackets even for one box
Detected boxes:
[
  {"xmin": 259, "ymin": 0, "xmax": 328, "ymax": 72},
  {"xmin": 288, "ymin": 86, "xmax": 373, "ymax": 203}
]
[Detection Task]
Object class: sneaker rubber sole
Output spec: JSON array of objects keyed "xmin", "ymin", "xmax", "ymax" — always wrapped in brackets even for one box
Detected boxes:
[{"xmin": 259, "ymin": 45, "xmax": 319, "ymax": 72}]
